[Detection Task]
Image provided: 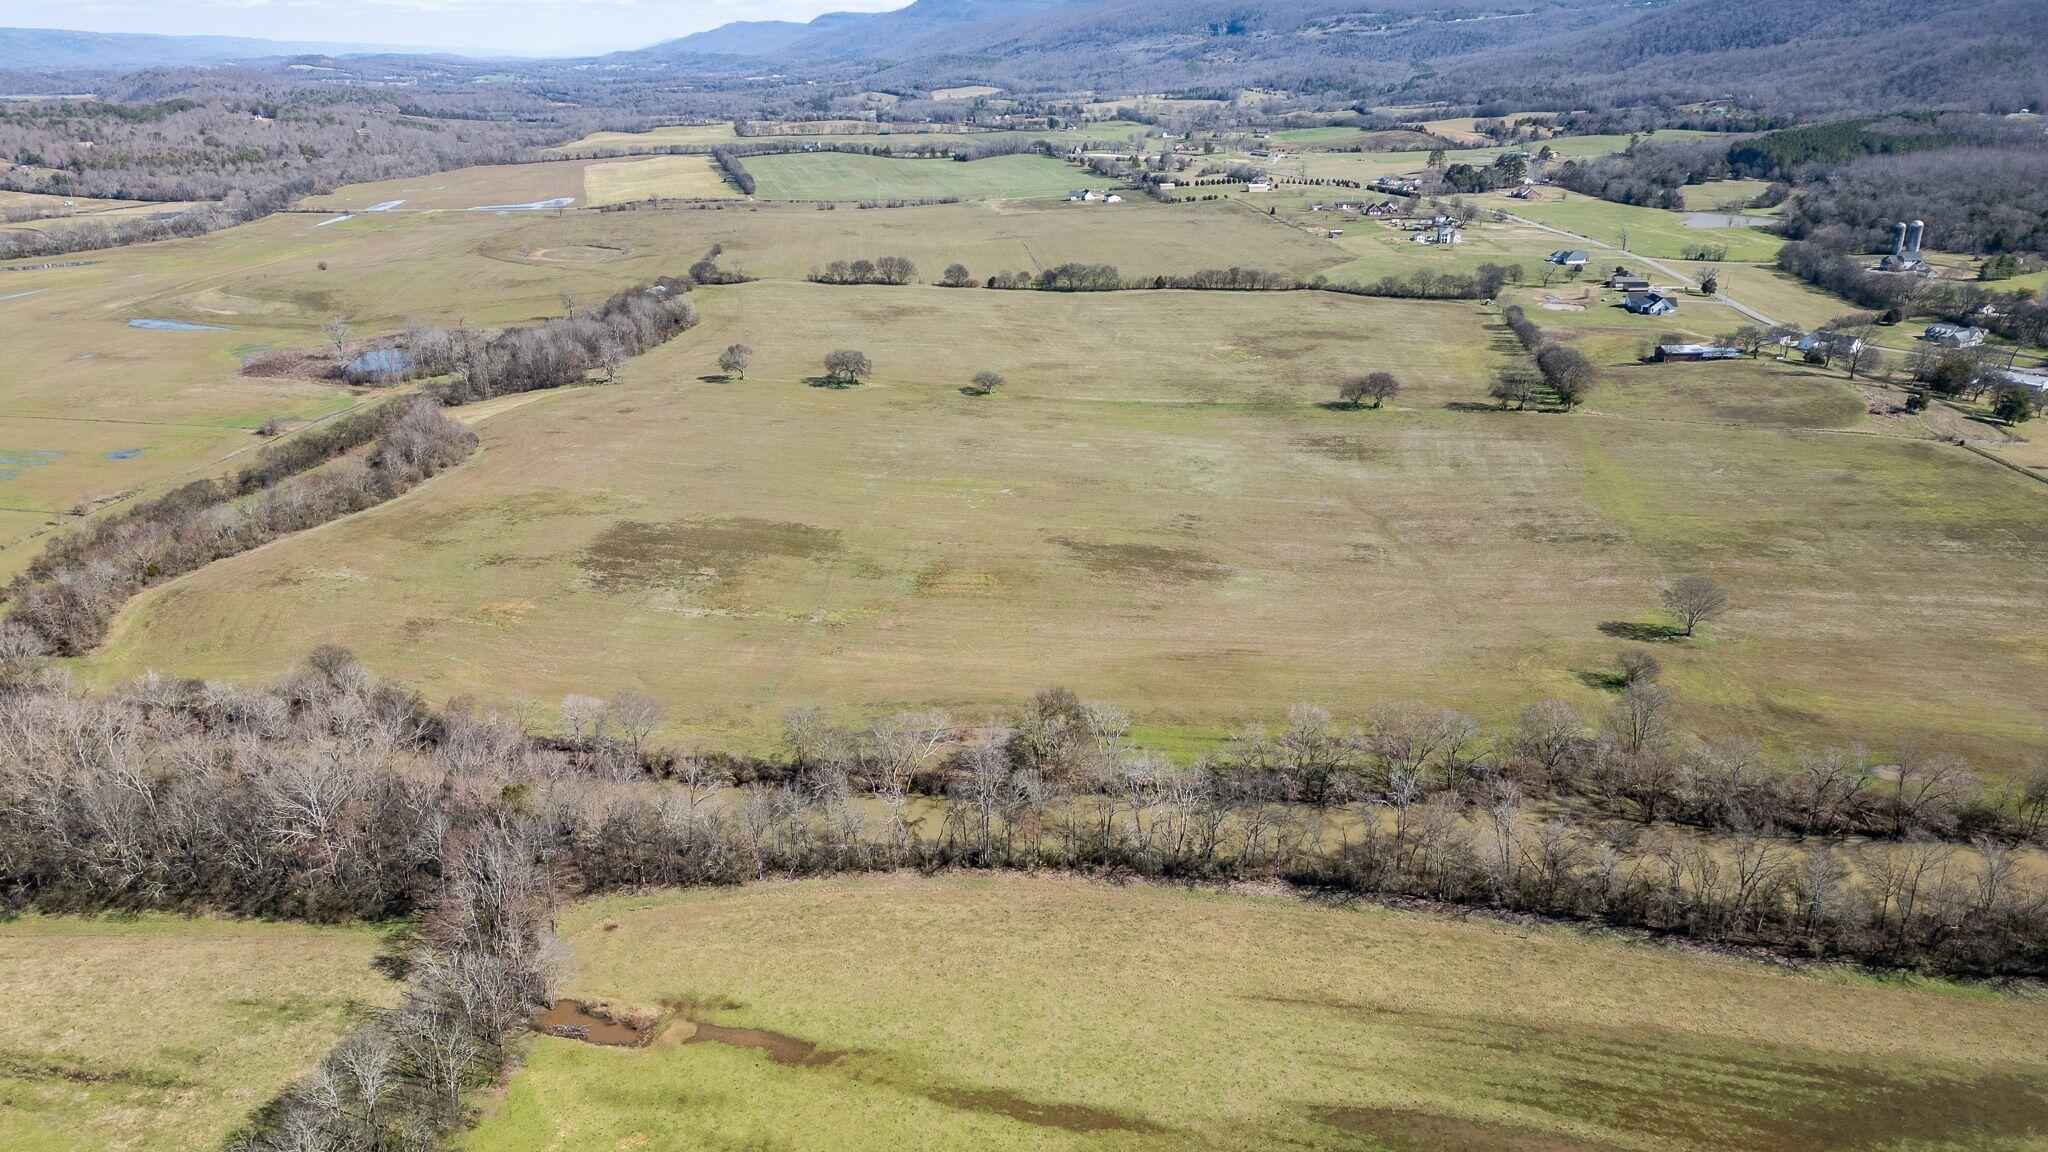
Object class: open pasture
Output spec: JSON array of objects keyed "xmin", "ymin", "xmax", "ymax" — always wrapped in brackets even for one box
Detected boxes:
[
  {"xmin": 463, "ymin": 874, "xmax": 2048, "ymax": 1152},
  {"xmin": 1485, "ymin": 188, "xmax": 1783, "ymax": 262},
  {"xmin": 1307, "ymin": 212, "xmax": 1567, "ymax": 284},
  {"xmin": 481, "ymin": 196, "xmax": 1354, "ymax": 284},
  {"xmin": 0, "ymin": 913, "xmax": 402, "ymax": 1152},
  {"xmin": 1693, "ymin": 264, "xmax": 1869, "ymax": 331},
  {"xmin": 1276, "ymin": 131, "xmax": 1727, "ymax": 184},
  {"xmin": 0, "ymin": 189, "xmax": 162, "ymax": 216},
  {"xmin": 85, "ymin": 274, "xmax": 2048, "ymax": 766},
  {"xmin": 544, "ymin": 122, "xmax": 739, "ymax": 154},
  {"xmin": 1678, "ymin": 178, "xmax": 1778, "ymax": 212},
  {"xmin": 581, "ymin": 154, "xmax": 739, "ymax": 204},
  {"xmin": 0, "ymin": 195, "xmax": 1351, "ymax": 578},
  {"xmin": 298, "ymin": 160, "xmax": 590, "ymax": 211},
  {"xmin": 741, "ymin": 152, "xmax": 1085, "ymax": 201}
]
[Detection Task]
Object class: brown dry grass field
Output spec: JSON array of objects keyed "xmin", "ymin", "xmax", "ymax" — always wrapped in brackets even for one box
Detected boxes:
[
  {"xmin": 7, "ymin": 161, "xmax": 2046, "ymax": 770},
  {"xmin": 0, "ymin": 914, "xmax": 402, "ymax": 1152}
]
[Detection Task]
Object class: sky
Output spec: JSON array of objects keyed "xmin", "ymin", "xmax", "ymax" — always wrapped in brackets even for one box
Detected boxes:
[{"xmin": 0, "ymin": 0, "xmax": 907, "ymax": 56}]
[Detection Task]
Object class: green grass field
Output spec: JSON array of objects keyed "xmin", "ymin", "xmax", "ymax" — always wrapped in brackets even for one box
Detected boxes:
[
  {"xmin": 1678, "ymin": 178, "xmax": 1778, "ymax": 212},
  {"xmin": 0, "ymin": 913, "xmax": 402, "ymax": 1152},
  {"xmin": 742, "ymin": 152, "xmax": 1086, "ymax": 201},
  {"xmin": 1484, "ymin": 189, "xmax": 1784, "ymax": 262},
  {"xmin": 462, "ymin": 875, "xmax": 2048, "ymax": 1151}
]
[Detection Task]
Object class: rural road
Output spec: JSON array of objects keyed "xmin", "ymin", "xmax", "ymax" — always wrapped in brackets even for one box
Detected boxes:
[{"xmin": 1503, "ymin": 211, "xmax": 1781, "ymax": 326}]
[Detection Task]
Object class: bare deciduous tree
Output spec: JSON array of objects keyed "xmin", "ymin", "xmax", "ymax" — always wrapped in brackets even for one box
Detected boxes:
[
  {"xmin": 322, "ymin": 314, "xmax": 356, "ymax": 358},
  {"xmin": 1661, "ymin": 575, "xmax": 1728, "ymax": 636},
  {"xmin": 718, "ymin": 343, "xmax": 753, "ymax": 379},
  {"xmin": 1339, "ymin": 371, "xmax": 1401, "ymax": 409},
  {"xmin": 822, "ymin": 349, "xmax": 873, "ymax": 385}
]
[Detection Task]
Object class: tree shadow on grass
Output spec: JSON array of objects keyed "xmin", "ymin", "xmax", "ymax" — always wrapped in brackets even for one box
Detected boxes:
[
  {"xmin": 1575, "ymin": 668, "xmax": 1630, "ymax": 692},
  {"xmin": 697, "ymin": 373, "xmax": 740, "ymax": 384},
  {"xmin": 1599, "ymin": 620, "xmax": 1687, "ymax": 643},
  {"xmin": 372, "ymin": 920, "xmax": 421, "ymax": 981},
  {"xmin": 805, "ymin": 375, "xmax": 858, "ymax": 389},
  {"xmin": 1313, "ymin": 400, "xmax": 1372, "ymax": 412}
]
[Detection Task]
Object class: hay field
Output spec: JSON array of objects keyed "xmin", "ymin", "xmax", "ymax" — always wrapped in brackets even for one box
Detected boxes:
[
  {"xmin": 742, "ymin": 152, "xmax": 1084, "ymax": 201},
  {"xmin": 581, "ymin": 154, "xmax": 739, "ymax": 205},
  {"xmin": 87, "ymin": 278, "xmax": 2048, "ymax": 765},
  {"xmin": 461, "ymin": 874, "xmax": 2048, "ymax": 1152},
  {"xmin": 0, "ymin": 913, "xmax": 402, "ymax": 1152}
]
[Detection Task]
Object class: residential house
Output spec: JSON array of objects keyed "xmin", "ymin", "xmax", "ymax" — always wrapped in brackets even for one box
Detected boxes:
[
  {"xmin": 1923, "ymin": 323, "xmax": 1986, "ymax": 348},
  {"xmin": 1550, "ymin": 249, "xmax": 1590, "ymax": 268},
  {"xmin": 1624, "ymin": 291, "xmax": 1677, "ymax": 315},
  {"xmin": 1793, "ymin": 330, "xmax": 1864, "ymax": 357}
]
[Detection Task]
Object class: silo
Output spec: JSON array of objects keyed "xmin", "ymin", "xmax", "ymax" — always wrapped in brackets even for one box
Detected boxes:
[
  {"xmin": 1907, "ymin": 219, "xmax": 1925, "ymax": 253},
  {"xmin": 1891, "ymin": 221, "xmax": 1908, "ymax": 255}
]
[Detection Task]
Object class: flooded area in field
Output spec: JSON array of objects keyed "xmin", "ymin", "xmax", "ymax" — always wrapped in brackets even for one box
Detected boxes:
[
  {"xmin": 127, "ymin": 318, "xmax": 229, "ymax": 331},
  {"xmin": 683, "ymin": 1020, "xmax": 839, "ymax": 1067},
  {"xmin": 470, "ymin": 197, "xmax": 575, "ymax": 212},
  {"xmin": 534, "ymin": 999, "xmax": 651, "ymax": 1047}
]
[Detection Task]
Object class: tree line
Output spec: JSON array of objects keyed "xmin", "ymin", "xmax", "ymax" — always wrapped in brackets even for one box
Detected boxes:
[
  {"xmin": 1500, "ymin": 304, "xmax": 1598, "ymax": 409},
  {"xmin": 424, "ymin": 282, "xmax": 698, "ymax": 405},
  {"xmin": 3, "ymin": 642, "xmax": 2045, "ymax": 1146},
  {"xmin": 3, "ymin": 280, "xmax": 699, "ymax": 656},
  {"xmin": 4, "ymin": 398, "xmax": 475, "ymax": 656},
  {"xmin": 1, "ymin": 646, "xmax": 2044, "ymax": 981}
]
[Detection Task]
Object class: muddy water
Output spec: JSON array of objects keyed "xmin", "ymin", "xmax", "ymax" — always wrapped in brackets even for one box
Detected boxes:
[
  {"xmin": 680, "ymin": 1018, "xmax": 1156, "ymax": 1133},
  {"xmin": 685, "ymin": 1021, "xmax": 839, "ymax": 1068},
  {"xmin": 535, "ymin": 999, "xmax": 650, "ymax": 1047}
]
